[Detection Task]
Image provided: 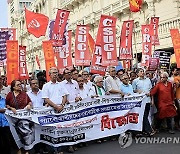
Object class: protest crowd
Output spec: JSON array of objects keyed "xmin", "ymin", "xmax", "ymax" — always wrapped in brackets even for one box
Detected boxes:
[
  {"xmin": 2, "ymin": 0, "xmax": 180, "ymax": 154},
  {"xmin": 0, "ymin": 65, "xmax": 180, "ymax": 154}
]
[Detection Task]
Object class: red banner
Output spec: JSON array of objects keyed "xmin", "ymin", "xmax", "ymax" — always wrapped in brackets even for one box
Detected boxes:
[
  {"xmin": 75, "ymin": 25, "xmax": 91, "ymax": 66},
  {"xmin": 52, "ymin": 9, "xmax": 70, "ymax": 47},
  {"xmin": 19, "ymin": 46, "xmax": 28, "ymax": 80},
  {"xmin": 25, "ymin": 8, "xmax": 49, "ymax": 38},
  {"xmin": 42, "ymin": 41, "xmax": 56, "ymax": 81},
  {"xmin": 100, "ymin": 15, "xmax": 118, "ymax": 66},
  {"xmin": 150, "ymin": 17, "xmax": 159, "ymax": 45},
  {"xmin": 6, "ymin": 40, "xmax": 19, "ymax": 85},
  {"xmin": 129, "ymin": 0, "xmax": 143, "ymax": 12},
  {"xmin": 88, "ymin": 33, "xmax": 95, "ymax": 57},
  {"xmin": 119, "ymin": 20, "xmax": 134, "ymax": 60},
  {"xmin": 141, "ymin": 25, "xmax": 152, "ymax": 66},
  {"xmin": 90, "ymin": 24, "xmax": 106, "ymax": 75},
  {"xmin": 170, "ymin": 29, "xmax": 180, "ymax": 68},
  {"xmin": 56, "ymin": 30, "xmax": 73, "ymax": 73},
  {"xmin": 123, "ymin": 60, "xmax": 131, "ymax": 69},
  {"xmin": 36, "ymin": 55, "xmax": 41, "ymax": 69}
]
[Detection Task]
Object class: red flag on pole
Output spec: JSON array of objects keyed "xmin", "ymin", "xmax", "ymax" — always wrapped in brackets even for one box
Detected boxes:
[
  {"xmin": 36, "ymin": 55, "xmax": 41, "ymax": 69},
  {"xmin": 88, "ymin": 33, "xmax": 95, "ymax": 56},
  {"xmin": 150, "ymin": 17, "xmax": 160, "ymax": 45},
  {"xmin": 56, "ymin": 30, "xmax": 73, "ymax": 73},
  {"xmin": 141, "ymin": 25, "xmax": 152, "ymax": 67},
  {"xmin": 119, "ymin": 20, "xmax": 134, "ymax": 60},
  {"xmin": 52, "ymin": 9, "xmax": 70, "ymax": 47},
  {"xmin": 90, "ymin": 22, "xmax": 106, "ymax": 75},
  {"xmin": 129, "ymin": 0, "xmax": 143, "ymax": 12},
  {"xmin": 100, "ymin": 15, "xmax": 118, "ymax": 66},
  {"xmin": 170, "ymin": 29, "xmax": 180, "ymax": 68},
  {"xmin": 19, "ymin": 46, "xmax": 29, "ymax": 80},
  {"xmin": 75, "ymin": 25, "xmax": 91, "ymax": 66},
  {"xmin": 25, "ymin": 8, "xmax": 49, "ymax": 38}
]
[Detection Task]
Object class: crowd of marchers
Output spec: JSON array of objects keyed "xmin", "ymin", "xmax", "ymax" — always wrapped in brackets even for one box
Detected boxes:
[{"xmin": 0, "ymin": 65, "xmax": 180, "ymax": 154}]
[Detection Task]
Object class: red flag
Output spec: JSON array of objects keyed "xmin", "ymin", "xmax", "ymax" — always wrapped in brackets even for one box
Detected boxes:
[
  {"xmin": 119, "ymin": 20, "xmax": 134, "ymax": 60},
  {"xmin": 56, "ymin": 30, "xmax": 73, "ymax": 73},
  {"xmin": 6, "ymin": 41, "xmax": 19, "ymax": 85},
  {"xmin": 90, "ymin": 23, "xmax": 106, "ymax": 75},
  {"xmin": 75, "ymin": 25, "xmax": 91, "ymax": 66},
  {"xmin": 25, "ymin": 8, "xmax": 49, "ymax": 38},
  {"xmin": 52, "ymin": 9, "xmax": 70, "ymax": 47},
  {"xmin": 19, "ymin": 46, "xmax": 29, "ymax": 80},
  {"xmin": 141, "ymin": 25, "xmax": 152, "ymax": 66},
  {"xmin": 88, "ymin": 33, "xmax": 95, "ymax": 56},
  {"xmin": 170, "ymin": 29, "xmax": 180, "ymax": 68},
  {"xmin": 150, "ymin": 17, "xmax": 160, "ymax": 45},
  {"xmin": 42, "ymin": 41, "xmax": 56, "ymax": 81},
  {"xmin": 36, "ymin": 55, "xmax": 41, "ymax": 69},
  {"xmin": 100, "ymin": 15, "xmax": 118, "ymax": 66},
  {"xmin": 129, "ymin": 0, "xmax": 143, "ymax": 12}
]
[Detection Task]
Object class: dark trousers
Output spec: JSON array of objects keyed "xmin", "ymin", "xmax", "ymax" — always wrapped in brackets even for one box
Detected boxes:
[
  {"xmin": 0, "ymin": 126, "xmax": 12, "ymax": 154},
  {"xmin": 156, "ymin": 117, "xmax": 173, "ymax": 130},
  {"xmin": 143, "ymin": 103, "xmax": 152, "ymax": 133}
]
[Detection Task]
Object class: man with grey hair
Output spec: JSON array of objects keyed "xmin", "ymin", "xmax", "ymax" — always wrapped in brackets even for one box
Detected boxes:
[
  {"xmin": 132, "ymin": 68, "xmax": 154, "ymax": 136},
  {"xmin": 104, "ymin": 66, "xmax": 124, "ymax": 96},
  {"xmin": 120, "ymin": 74, "xmax": 134, "ymax": 96},
  {"xmin": 42, "ymin": 67, "xmax": 68, "ymax": 112},
  {"xmin": 93, "ymin": 76, "xmax": 107, "ymax": 96},
  {"xmin": 42, "ymin": 67, "xmax": 69, "ymax": 154}
]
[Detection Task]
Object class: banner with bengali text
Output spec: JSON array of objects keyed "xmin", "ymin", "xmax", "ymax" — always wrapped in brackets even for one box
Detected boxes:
[{"xmin": 5, "ymin": 94, "xmax": 146, "ymax": 150}]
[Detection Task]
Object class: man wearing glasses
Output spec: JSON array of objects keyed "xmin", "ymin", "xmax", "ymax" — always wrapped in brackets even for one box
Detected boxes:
[
  {"xmin": 27, "ymin": 79, "xmax": 44, "ymax": 108},
  {"xmin": 104, "ymin": 66, "xmax": 124, "ymax": 96},
  {"xmin": 120, "ymin": 74, "xmax": 134, "ymax": 96}
]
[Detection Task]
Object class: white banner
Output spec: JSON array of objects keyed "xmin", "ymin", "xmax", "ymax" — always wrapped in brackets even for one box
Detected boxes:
[{"xmin": 5, "ymin": 94, "xmax": 146, "ymax": 150}]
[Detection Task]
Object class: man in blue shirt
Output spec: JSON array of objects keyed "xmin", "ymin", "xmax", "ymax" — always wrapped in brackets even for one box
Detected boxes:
[
  {"xmin": 120, "ymin": 74, "xmax": 134, "ymax": 96},
  {"xmin": 132, "ymin": 68, "xmax": 155, "ymax": 136}
]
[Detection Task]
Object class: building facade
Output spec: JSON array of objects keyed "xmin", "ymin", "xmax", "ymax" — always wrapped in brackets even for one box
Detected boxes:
[{"xmin": 8, "ymin": 0, "xmax": 180, "ymax": 72}]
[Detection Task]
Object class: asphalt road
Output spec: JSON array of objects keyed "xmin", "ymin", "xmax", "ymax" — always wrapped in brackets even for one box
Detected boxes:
[
  {"xmin": 12, "ymin": 130, "xmax": 180, "ymax": 154},
  {"xmin": 62, "ymin": 131, "xmax": 180, "ymax": 154}
]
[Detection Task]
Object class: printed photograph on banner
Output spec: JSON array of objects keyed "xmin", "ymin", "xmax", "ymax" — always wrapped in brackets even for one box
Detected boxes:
[{"xmin": 5, "ymin": 94, "xmax": 147, "ymax": 150}]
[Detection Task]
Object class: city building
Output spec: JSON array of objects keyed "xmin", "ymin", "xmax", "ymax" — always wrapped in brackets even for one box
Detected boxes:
[{"xmin": 8, "ymin": 0, "xmax": 180, "ymax": 72}]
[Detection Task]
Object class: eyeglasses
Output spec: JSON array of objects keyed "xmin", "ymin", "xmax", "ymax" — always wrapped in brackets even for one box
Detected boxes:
[
  {"xmin": 122, "ymin": 78, "xmax": 129, "ymax": 80},
  {"xmin": 83, "ymin": 74, "xmax": 88, "ymax": 76}
]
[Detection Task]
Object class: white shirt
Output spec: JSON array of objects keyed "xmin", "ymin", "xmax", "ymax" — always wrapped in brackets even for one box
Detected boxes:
[
  {"xmin": 105, "ymin": 76, "xmax": 121, "ymax": 92},
  {"xmin": 27, "ymin": 90, "xmax": 44, "ymax": 108},
  {"xmin": 77, "ymin": 86, "xmax": 91, "ymax": 99},
  {"xmin": 42, "ymin": 81, "xmax": 69, "ymax": 105},
  {"xmin": 60, "ymin": 79, "xmax": 79, "ymax": 102}
]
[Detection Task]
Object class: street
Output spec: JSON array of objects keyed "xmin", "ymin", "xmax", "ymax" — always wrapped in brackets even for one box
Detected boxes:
[{"xmin": 21, "ymin": 130, "xmax": 180, "ymax": 154}]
